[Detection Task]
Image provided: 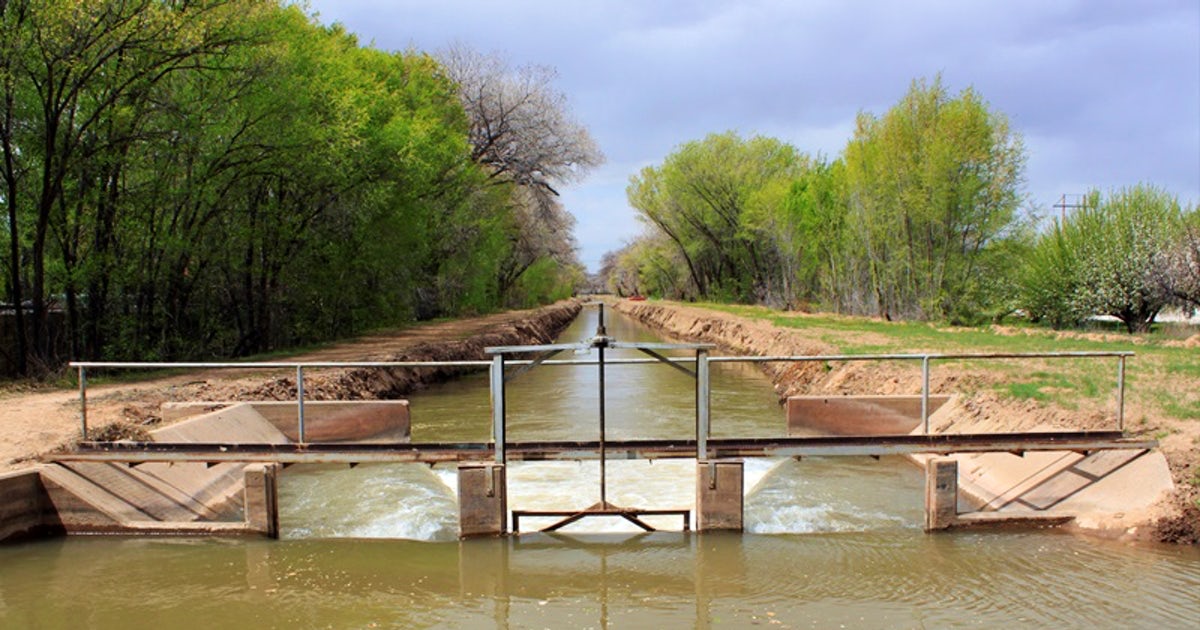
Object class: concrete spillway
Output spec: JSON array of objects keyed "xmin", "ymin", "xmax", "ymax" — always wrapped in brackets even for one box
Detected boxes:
[{"xmin": 0, "ymin": 401, "xmax": 409, "ymax": 541}]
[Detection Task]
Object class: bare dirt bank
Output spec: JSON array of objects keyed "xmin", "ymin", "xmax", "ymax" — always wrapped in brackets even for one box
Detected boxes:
[
  {"xmin": 612, "ymin": 299, "xmax": 1198, "ymax": 544},
  {"xmin": 0, "ymin": 300, "xmax": 581, "ymax": 473}
]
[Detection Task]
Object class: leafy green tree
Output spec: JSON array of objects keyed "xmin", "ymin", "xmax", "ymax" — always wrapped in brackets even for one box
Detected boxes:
[
  {"xmin": 1, "ymin": 1, "xmax": 594, "ymax": 372},
  {"xmin": 1, "ymin": 0, "xmax": 254, "ymax": 370},
  {"xmin": 842, "ymin": 75, "xmax": 1026, "ymax": 320},
  {"xmin": 627, "ymin": 132, "xmax": 805, "ymax": 303},
  {"xmin": 1020, "ymin": 218, "xmax": 1088, "ymax": 328}
]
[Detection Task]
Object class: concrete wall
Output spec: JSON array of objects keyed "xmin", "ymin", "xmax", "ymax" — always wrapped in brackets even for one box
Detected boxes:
[
  {"xmin": 160, "ymin": 400, "xmax": 411, "ymax": 443},
  {"xmin": 787, "ymin": 395, "xmax": 950, "ymax": 436},
  {"xmin": 0, "ymin": 468, "xmax": 53, "ymax": 542}
]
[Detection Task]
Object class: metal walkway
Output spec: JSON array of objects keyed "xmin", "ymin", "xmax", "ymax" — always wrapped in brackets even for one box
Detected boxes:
[{"xmin": 52, "ymin": 431, "xmax": 1153, "ymax": 465}]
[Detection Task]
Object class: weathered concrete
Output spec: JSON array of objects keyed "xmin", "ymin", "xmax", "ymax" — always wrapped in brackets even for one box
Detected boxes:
[
  {"xmin": 154, "ymin": 402, "xmax": 290, "ymax": 444},
  {"xmin": 244, "ymin": 463, "xmax": 280, "ymax": 538},
  {"xmin": 0, "ymin": 468, "xmax": 52, "ymax": 541},
  {"xmin": 787, "ymin": 395, "xmax": 950, "ymax": 436},
  {"xmin": 924, "ymin": 457, "xmax": 958, "ymax": 531},
  {"xmin": 161, "ymin": 400, "xmax": 412, "ymax": 443},
  {"xmin": 458, "ymin": 463, "xmax": 507, "ymax": 538},
  {"xmin": 696, "ymin": 460, "xmax": 743, "ymax": 531},
  {"xmin": 917, "ymin": 397, "xmax": 1172, "ymax": 535}
]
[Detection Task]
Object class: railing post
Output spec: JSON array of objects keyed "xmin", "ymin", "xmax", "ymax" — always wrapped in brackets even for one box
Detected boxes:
[
  {"xmin": 921, "ymin": 356, "xmax": 931, "ymax": 435},
  {"xmin": 491, "ymin": 354, "xmax": 506, "ymax": 464},
  {"xmin": 1117, "ymin": 355, "xmax": 1126, "ymax": 432},
  {"xmin": 697, "ymin": 349, "xmax": 710, "ymax": 459},
  {"xmin": 78, "ymin": 366, "xmax": 88, "ymax": 440},
  {"xmin": 296, "ymin": 366, "xmax": 306, "ymax": 443}
]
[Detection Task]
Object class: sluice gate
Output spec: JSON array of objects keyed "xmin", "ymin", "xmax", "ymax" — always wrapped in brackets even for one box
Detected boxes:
[{"xmin": 24, "ymin": 304, "xmax": 1153, "ymax": 542}]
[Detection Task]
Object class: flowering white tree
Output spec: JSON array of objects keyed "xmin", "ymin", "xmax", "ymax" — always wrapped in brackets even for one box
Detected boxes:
[
  {"xmin": 1072, "ymin": 185, "xmax": 1183, "ymax": 332},
  {"xmin": 1158, "ymin": 217, "xmax": 1200, "ymax": 312}
]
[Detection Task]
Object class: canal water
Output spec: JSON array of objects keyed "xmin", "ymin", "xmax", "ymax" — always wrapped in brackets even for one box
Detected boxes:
[{"xmin": 2, "ymin": 307, "xmax": 1199, "ymax": 628}]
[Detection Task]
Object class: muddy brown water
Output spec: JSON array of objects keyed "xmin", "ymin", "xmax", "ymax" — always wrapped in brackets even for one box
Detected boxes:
[{"xmin": 2, "ymin": 308, "xmax": 1198, "ymax": 628}]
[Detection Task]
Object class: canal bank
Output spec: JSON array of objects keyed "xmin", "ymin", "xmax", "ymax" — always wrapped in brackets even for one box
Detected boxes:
[
  {"xmin": 0, "ymin": 300, "xmax": 583, "ymax": 542},
  {"xmin": 0, "ymin": 300, "xmax": 583, "ymax": 477},
  {"xmin": 611, "ymin": 299, "xmax": 1194, "ymax": 544}
]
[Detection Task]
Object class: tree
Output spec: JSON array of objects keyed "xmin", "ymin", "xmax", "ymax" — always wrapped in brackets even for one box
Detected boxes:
[
  {"xmin": 1158, "ymin": 207, "xmax": 1200, "ymax": 311},
  {"xmin": 437, "ymin": 45, "xmax": 601, "ymax": 305},
  {"xmin": 1, "ymin": 1, "xmax": 579, "ymax": 371},
  {"xmin": 1072, "ymin": 185, "xmax": 1183, "ymax": 332},
  {"xmin": 626, "ymin": 132, "xmax": 805, "ymax": 303},
  {"xmin": 1020, "ymin": 218, "xmax": 1088, "ymax": 328},
  {"xmin": 842, "ymin": 75, "xmax": 1026, "ymax": 320},
  {"xmin": 0, "ymin": 0, "xmax": 256, "ymax": 370},
  {"xmin": 1023, "ymin": 185, "xmax": 1184, "ymax": 333}
]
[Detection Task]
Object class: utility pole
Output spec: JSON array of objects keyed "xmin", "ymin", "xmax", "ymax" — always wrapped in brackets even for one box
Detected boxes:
[{"xmin": 1053, "ymin": 193, "xmax": 1091, "ymax": 224}]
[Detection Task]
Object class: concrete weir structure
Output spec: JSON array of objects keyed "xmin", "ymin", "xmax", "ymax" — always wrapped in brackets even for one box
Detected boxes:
[
  {"xmin": 788, "ymin": 394, "xmax": 1173, "ymax": 533},
  {"xmin": 0, "ymin": 401, "xmax": 409, "ymax": 542}
]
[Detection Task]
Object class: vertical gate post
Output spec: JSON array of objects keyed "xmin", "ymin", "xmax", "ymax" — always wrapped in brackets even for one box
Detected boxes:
[
  {"xmin": 924, "ymin": 457, "xmax": 958, "ymax": 531},
  {"xmin": 696, "ymin": 460, "xmax": 743, "ymax": 531},
  {"xmin": 459, "ymin": 463, "xmax": 507, "ymax": 537},
  {"xmin": 244, "ymin": 463, "xmax": 280, "ymax": 538},
  {"xmin": 296, "ymin": 366, "xmax": 306, "ymax": 443},
  {"xmin": 78, "ymin": 366, "xmax": 88, "ymax": 440},
  {"xmin": 491, "ymin": 354, "xmax": 506, "ymax": 464},
  {"xmin": 696, "ymin": 349, "xmax": 710, "ymax": 460}
]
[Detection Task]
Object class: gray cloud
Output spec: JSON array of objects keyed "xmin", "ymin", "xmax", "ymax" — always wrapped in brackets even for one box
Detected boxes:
[{"xmin": 310, "ymin": 0, "xmax": 1200, "ymax": 270}]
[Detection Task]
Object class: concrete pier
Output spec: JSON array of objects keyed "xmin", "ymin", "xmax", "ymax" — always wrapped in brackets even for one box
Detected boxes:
[
  {"xmin": 244, "ymin": 464, "xmax": 280, "ymax": 538},
  {"xmin": 925, "ymin": 457, "xmax": 958, "ymax": 531},
  {"xmin": 458, "ymin": 463, "xmax": 507, "ymax": 538},
  {"xmin": 696, "ymin": 460, "xmax": 743, "ymax": 531}
]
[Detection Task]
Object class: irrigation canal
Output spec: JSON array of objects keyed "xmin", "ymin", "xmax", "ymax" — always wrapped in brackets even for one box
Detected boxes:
[{"xmin": 2, "ymin": 308, "xmax": 1198, "ymax": 628}]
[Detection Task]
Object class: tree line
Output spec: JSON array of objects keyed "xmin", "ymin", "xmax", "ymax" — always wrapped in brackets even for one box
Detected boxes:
[
  {"xmin": 601, "ymin": 77, "xmax": 1198, "ymax": 332},
  {"xmin": 1, "ymin": 1, "xmax": 600, "ymax": 375}
]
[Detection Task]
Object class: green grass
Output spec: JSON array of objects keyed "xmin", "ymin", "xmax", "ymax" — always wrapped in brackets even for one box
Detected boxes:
[
  {"xmin": 686, "ymin": 301, "xmax": 1198, "ymax": 425},
  {"xmin": 694, "ymin": 302, "xmax": 1130, "ymax": 354},
  {"xmin": 1164, "ymin": 399, "xmax": 1200, "ymax": 421}
]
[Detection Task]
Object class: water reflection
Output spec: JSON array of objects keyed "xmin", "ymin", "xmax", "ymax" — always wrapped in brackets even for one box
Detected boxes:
[{"xmin": 3, "ymin": 534, "xmax": 1198, "ymax": 629}]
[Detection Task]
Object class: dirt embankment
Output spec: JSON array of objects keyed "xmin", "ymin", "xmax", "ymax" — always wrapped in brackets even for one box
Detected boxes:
[
  {"xmin": 0, "ymin": 300, "xmax": 581, "ymax": 472},
  {"xmin": 612, "ymin": 299, "xmax": 1199, "ymax": 544}
]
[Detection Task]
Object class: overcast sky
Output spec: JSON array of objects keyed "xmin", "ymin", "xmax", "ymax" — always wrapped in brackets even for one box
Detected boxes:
[{"xmin": 307, "ymin": 0, "xmax": 1200, "ymax": 271}]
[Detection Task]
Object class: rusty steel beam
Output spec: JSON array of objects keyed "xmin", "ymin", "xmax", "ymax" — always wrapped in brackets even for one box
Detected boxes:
[{"xmin": 47, "ymin": 432, "xmax": 1155, "ymax": 466}]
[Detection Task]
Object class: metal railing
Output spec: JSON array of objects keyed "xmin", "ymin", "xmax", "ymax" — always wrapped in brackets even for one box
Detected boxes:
[
  {"xmin": 69, "ymin": 356, "xmax": 710, "ymax": 442},
  {"xmin": 708, "ymin": 351, "xmax": 1134, "ymax": 434},
  {"xmin": 70, "ymin": 350, "xmax": 1132, "ymax": 444}
]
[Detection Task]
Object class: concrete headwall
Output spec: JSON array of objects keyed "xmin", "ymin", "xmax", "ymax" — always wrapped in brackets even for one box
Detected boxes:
[
  {"xmin": 0, "ymin": 468, "xmax": 53, "ymax": 541},
  {"xmin": 159, "ymin": 400, "xmax": 411, "ymax": 443},
  {"xmin": 787, "ymin": 395, "xmax": 950, "ymax": 436}
]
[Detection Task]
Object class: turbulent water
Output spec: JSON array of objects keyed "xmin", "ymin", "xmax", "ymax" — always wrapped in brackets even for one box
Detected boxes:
[{"xmin": 2, "ymin": 306, "xmax": 1198, "ymax": 628}]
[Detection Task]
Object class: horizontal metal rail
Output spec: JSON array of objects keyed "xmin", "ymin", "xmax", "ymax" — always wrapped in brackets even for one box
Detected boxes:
[
  {"xmin": 69, "ymin": 350, "xmax": 1136, "ymax": 442},
  {"xmin": 51, "ymin": 432, "xmax": 1154, "ymax": 465},
  {"xmin": 68, "ymin": 350, "xmax": 1136, "ymax": 370},
  {"xmin": 708, "ymin": 351, "xmax": 1135, "ymax": 363}
]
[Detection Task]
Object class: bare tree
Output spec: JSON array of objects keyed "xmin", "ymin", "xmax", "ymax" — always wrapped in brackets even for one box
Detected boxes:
[
  {"xmin": 438, "ymin": 45, "xmax": 601, "ymax": 302},
  {"xmin": 437, "ymin": 44, "xmax": 603, "ymax": 197}
]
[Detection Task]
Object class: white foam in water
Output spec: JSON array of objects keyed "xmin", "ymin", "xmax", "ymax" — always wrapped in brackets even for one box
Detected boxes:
[
  {"xmin": 285, "ymin": 456, "xmax": 911, "ymax": 539},
  {"xmin": 743, "ymin": 458, "xmax": 913, "ymax": 534},
  {"xmin": 281, "ymin": 463, "xmax": 459, "ymax": 541}
]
